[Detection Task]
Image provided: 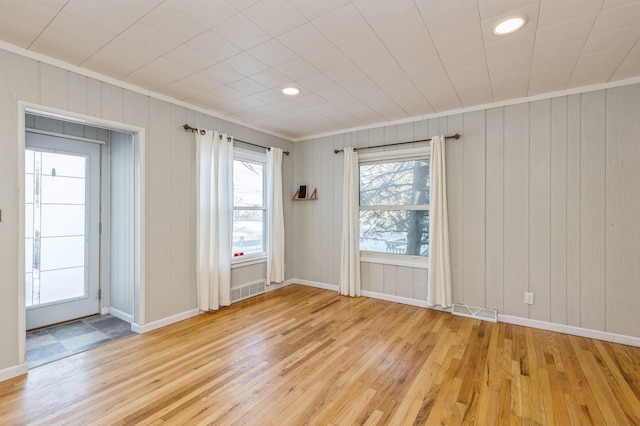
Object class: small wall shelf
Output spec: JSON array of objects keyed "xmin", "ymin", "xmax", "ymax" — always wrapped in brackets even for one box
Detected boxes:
[{"xmin": 292, "ymin": 188, "xmax": 318, "ymax": 201}]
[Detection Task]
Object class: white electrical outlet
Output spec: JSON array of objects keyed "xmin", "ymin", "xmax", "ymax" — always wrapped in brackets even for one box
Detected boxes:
[{"xmin": 524, "ymin": 292, "xmax": 534, "ymax": 305}]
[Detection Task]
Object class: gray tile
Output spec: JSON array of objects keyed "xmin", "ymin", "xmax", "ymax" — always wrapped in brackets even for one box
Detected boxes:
[
  {"xmin": 88, "ymin": 316, "xmax": 125, "ymax": 331},
  {"xmin": 60, "ymin": 331, "xmax": 110, "ymax": 352},
  {"xmin": 74, "ymin": 338, "xmax": 114, "ymax": 354},
  {"xmin": 26, "ymin": 333, "xmax": 57, "ymax": 350},
  {"xmin": 100, "ymin": 322, "xmax": 135, "ymax": 339},
  {"xmin": 47, "ymin": 322, "xmax": 96, "ymax": 341},
  {"xmin": 27, "ymin": 342, "xmax": 71, "ymax": 364},
  {"xmin": 26, "ymin": 329, "xmax": 49, "ymax": 340},
  {"xmin": 83, "ymin": 314, "xmax": 113, "ymax": 325}
]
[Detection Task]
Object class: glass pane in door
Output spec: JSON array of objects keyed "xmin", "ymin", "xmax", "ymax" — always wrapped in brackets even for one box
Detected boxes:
[{"xmin": 26, "ymin": 149, "xmax": 88, "ymax": 307}]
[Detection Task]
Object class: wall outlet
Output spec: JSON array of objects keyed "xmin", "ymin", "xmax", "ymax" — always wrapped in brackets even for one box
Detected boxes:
[{"xmin": 524, "ymin": 292, "xmax": 534, "ymax": 305}]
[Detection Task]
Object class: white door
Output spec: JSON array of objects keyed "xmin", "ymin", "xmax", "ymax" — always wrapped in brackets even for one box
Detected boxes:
[{"xmin": 25, "ymin": 132, "xmax": 101, "ymax": 330}]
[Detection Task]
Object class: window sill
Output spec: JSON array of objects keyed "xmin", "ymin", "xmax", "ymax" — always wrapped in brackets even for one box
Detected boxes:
[
  {"xmin": 231, "ymin": 255, "xmax": 267, "ymax": 269},
  {"xmin": 360, "ymin": 251, "xmax": 428, "ymax": 269}
]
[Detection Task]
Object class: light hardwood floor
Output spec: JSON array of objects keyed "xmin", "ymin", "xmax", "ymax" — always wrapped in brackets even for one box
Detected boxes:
[{"xmin": 1, "ymin": 284, "xmax": 639, "ymax": 425}]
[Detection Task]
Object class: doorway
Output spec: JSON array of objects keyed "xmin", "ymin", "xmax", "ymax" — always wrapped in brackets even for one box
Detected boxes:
[{"xmin": 25, "ymin": 132, "xmax": 100, "ymax": 330}]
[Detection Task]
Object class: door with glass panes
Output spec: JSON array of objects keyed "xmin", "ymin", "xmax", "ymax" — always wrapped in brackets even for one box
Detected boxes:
[{"xmin": 25, "ymin": 132, "xmax": 100, "ymax": 330}]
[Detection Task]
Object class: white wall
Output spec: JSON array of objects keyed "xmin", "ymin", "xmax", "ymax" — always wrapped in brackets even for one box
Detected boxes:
[
  {"xmin": 0, "ymin": 48, "xmax": 294, "ymax": 373},
  {"xmin": 292, "ymin": 84, "xmax": 640, "ymax": 339}
]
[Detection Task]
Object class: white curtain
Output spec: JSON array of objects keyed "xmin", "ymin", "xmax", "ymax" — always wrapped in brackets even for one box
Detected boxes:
[
  {"xmin": 266, "ymin": 147, "xmax": 285, "ymax": 284},
  {"xmin": 196, "ymin": 130, "xmax": 233, "ymax": 311},
  {"xmin": 339, "ymin": 147, "xmax": 361, "ymax": 297},
  {"xmin": 427, "ymin": 135, "xmax": 452, "ymax": 308}
]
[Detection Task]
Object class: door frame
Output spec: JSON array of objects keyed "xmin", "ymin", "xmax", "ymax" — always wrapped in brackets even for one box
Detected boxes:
[{"xmin": 17, "ymin": 102, "xmax": 147, "ymax": 366}]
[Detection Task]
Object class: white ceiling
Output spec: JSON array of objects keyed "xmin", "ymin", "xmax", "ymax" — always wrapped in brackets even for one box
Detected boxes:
[{"xmin": 1, "ymin": 0, "xmax": 640, "ymax": 139}]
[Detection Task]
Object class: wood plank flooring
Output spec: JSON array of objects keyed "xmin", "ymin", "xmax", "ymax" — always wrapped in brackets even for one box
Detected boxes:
[{"xmin": 1, "ymin": 284, "xmax": 639, "ymax": 425}]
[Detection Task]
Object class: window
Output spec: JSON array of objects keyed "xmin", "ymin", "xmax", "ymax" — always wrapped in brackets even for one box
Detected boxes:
[
  {"xmin": 359, "ymin": 150, "xmax": 430, "ymax": 260},
  {"xmin": 232, "ymin": 150, "xmax": 266, "ymax": 261}
]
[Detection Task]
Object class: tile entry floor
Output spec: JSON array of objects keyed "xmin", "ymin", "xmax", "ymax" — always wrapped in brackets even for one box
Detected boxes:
[{"xmin": 26, "ymin": 315, "xmax": 135, "ymax": 368}]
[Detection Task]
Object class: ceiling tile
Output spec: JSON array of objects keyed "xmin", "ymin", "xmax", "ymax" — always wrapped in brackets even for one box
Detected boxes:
[
  {"xmin": 157, "ymin": 79, "xmax": 211, "ymax": 101},
  {"xmin": 477, "ymin": 0, "xmax": 539, "ymax": 20},
  {"xmin": 187, "ymin": 30, "xmax": 241, "ymax": 62},
  {"xmin": 532, "ymin": 40, "xmax": 582, "ymax": 65},
  {"xmin": 357, "ymin": 52, "xmax": 400, "ymax": 77},
  {"xmin": 489, "ymin": 68, "xmax": 530, "ymax": 101},
  {"xmin": 164, "ymin": 44, "xmax": 216, "ymax": 73},
  {"xmin": 166, "ymin": 0, "xmax": 238, "ymax": 29},
  {"xmin": 448, "ymin": 64, "xmax": 493, "ymax": 105},
  {"xmin": 591, "ymin": 1, "xmax": 640, "ymax": 34},
  {"xmin": 602, "ymin": 0, "xmax": 640, "ymax": 10},
  {"xmin": 121, "ymin": 23, "xmax": 182, "ymax": 56},
  {"xmin": 404, "ymin": 61, "xmax": 461, "ymax": 111},
  {"xmin": 64, "ymin": 0, "xmax": 134, "ymax": 33},
  {"xmin": 200, "ymin": 63, "xmax": 245, "ymax": 84},
  {"xmin": 228, "ymin": 77, "xmax": 269, "ymax": 95},
  {"xmin": 312, "ymin": 4, "xmax": 370, "ymax": 44},
  {"xmin": 353, "ymin": 0, "xmax": 418, "ymax": 28},
  {"xmin": 247, "ymin": 39, "xmax": 298, "ymax": 67},
  {"xmin": 293, "ymin": 93, "xmax": 329, "ymax": 107},
  {"xmin": 372, "ymin": 68, "xmax": 427, "ymax": 105},
  {"xmin": 97, "ymin": 0, "xmax": 163, "ymax": 20},
  {"xmin": 275, "ymin": 58, "xmax": 319, "ymax": 80},
  {"xmin": 441, "ymin": 45, "xmax": 487, "ymax": 72},
  {"xmin": 584, "ymin": 27, "xmax": 640, "ymax": 55},
  {"xmin": 141, "ymin": 4, "xmax": 206, "ymax": 43},
  {"xmin": 212, "ymin": 14, "xmax": 271, "ymax": 50},
  {"xmin": 391, "ymin": 40, "xmax": 440, "ymax": 68},
  {"xmin": 529, "ymin": 59, "xmax": 575, "ymax": 94},
  {"xmin": 325, "ymin": 63, "xmax": 367, "ymax": 86},
  {"xmin": 222, "ymin": 52, "xmax": 270, "ymax": 76},
  {"xmin": 287, "ymin": 0, "xmax": 352, "ymax": 20},
  {"xmin": 250, "ymin": 68, "xmax": 293, "ymax": 88},
  {"xmin": 124, "ymin": 57, "xmax": 193, "ymax": 90},
  {"xmin": 611, "ymin": 39, "xmax": 640, "ymax": 80},
  {"xmin": 252, "ymin": 89, "xmax": 287, "ymax": 103},
  {"xmin": 277, "ymin": 23, "xmax": 332, "ymax": 56},
  {"xmin": 484, "ymin": 30, "xmax": 535, "ymax": 62},
  {"xmin": 534, "ymin": 15, "xmax": 595, "ymax": 49},
  {"xmin": 244, "ymin": 0, "xmax": 307, "ymax": 37},
  {"xmin": 0, "ymin": 1, "xmax": 58, "ymax": 47},
  {"xmin": 374, "ymin": 13, "xmax": 431, "ymax": 50},
  {"xmin": 222, "ymin": 96, "xmax": 267, "ymax": 114},
  {"xmin": 337, "ymin": 31, "xmax": 388, "ymax": 61},
  {"xmin": 225, "ymin": 0, "xmax": 261, "ymax": 11},
  {"xmin": 417, "ymin": 0, "xmax": 480, "ymax": 36},
  {"xmin": 538, "ymin": 0, "xmax": 602, "ymax": 28},
  {"xmin": 432, "ymin": 24, "xmax": 484, "ymax": 55},
  {"xmin": 303, "ymin": 45, "xmax": 350, "ymax": 71},
  {"xmin": 30, "ymin": 12, "xmax": 116, "ymax": 65},
  {"xmin": 569, "ymin": 47, "xmax": 633, "ymax": 87},
  {"xmin": 297, "ymin": 73, "xmax": 336, "ymax": 92},
  {"xmin": 82, "ymin": 37, "xmax": 159, "ymax": 78}
]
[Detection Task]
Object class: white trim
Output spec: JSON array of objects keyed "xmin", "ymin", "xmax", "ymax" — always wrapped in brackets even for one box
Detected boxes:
[
  {"xmin": 108, "ymin": 307, "xmax": 133, "ymax": 324},
  {"xmin": 265, "ymin": 279, "xmax": 295, "ymax": 292},
  {"xmin": 358, "ymin": 147, "xmax": 429, "ymax": 163},
  {"xmin": 231, "ymin": 257, "xmax": 267, "ymax": 269},
  {"xmin": 498, "ymin": 315, "xmax": 640, "ymax": 348},
  {"xmin": 293, "ymin": 279, "xmax": 339, "ymax": 291},
  {"xmin": 295, "ymin": 77, "xmax": 640, "ymax": 142},
  {"xmin": 17, "ymin": 107, "xmax": 26, "ymax": 365},
  {"xmin": 360, "ymin": 252, "xmax": 428, "ymax": 269},
  {"xmin": 100, "ymin": 307, "xmax": 109, "ymax": 315},
  {"xmin": 0, "ymin": 41, "xmax": 292, "ymax": 142},
  {"xmin": 361, "ymin": 290, "xmax": 452, "ymax": 312},
  {"xmin": 0, "ymin": 363, "xmax": 28, "ymax": 383},
  {"xmin": 131, "ymin": 308, "xmax": 199, "ymax": 334},
  {"xmin": 26, "ymin": 128, "xmax": 107, "ymax": 145}
]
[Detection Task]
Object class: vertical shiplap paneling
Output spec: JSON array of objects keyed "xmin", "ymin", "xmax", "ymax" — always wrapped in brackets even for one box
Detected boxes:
[
  {"xmin": 146, "ymin": 98, "xmax": 173, "ymax": 321},
  {"xmin": 566, "ymin": 94, "xmax": 582, "ymax": 327},
  {"xmin": 101, "ymin": 83, "xmax": 124, "ymax": 123},
  {"xmin": 445, "ymin": 114, "xmax": 464, "ymax": 302},
  {"xmin": 529, "ymin": 99, "xmax": 551, "ymax": 322},
  {"xmin": 605, "ymin": 85, "xmax": 640, "ymax": 337},
  {"xmin": 383, "ymin": 264, "xmax": 397, "ymax": 295},
  {"xmin": 310, "ymin": 139, "xmax": 323, "ymax": 282},
  {"xmin": 293, "ymin": 141, "xmax": 313, "ymax": 280},
  {"xmin": 86, "ymin": 77, "xmax": 101, "ymax": 117},
  {"xmin": 550, "ymin": 97, "xmax": 568, "ymax": 325},
  {"xmin": 367, "ymin": 263, "xmax": 384, "ymax": 293},
  {"xmin": 39, "ymin": 63, "xmax": 67, "ymax": 110},
  {"xmin": 170, "ymin": 104, "xmax": 189, "ymax": 314},
  {"xmin": 123, "ymin": 91, "xmax": 148, "ymax": 128},
  {"xmin": 485, "ymin": 107, "xmax": 504, "ymax": 312},
  {"xmin": 185, "ymin": 107, "xmax": 197, "ymax": 307},
  {"xmin": 503, "ymin": 103, "xmax": 530, "ymax": 318},
  {"xmin": 580, "ymin": 90, "xmax": 606, "ymax": 331},
  {"xmin": 413, "ymin": 268, "xmax": 427, "ymax": 300},
  {"xmin": 68, "ymin": 73, "xmax": 87, "ymax": 115},
  {"xmin": 461, "ymin": 110, "xmax": 486, "ymax": 308},
  {"xmin": 320, "ymin": 136, "xmax": 334, "ymax": 285},
  {"xmin": 396, "ymin": 266, "xmax": 414, "ymax": 299},
  {"xmin": 333, "ymin": 135, "xmax": 346, "ymax": 286}
]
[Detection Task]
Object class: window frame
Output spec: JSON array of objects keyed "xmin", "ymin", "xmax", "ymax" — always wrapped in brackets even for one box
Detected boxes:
[
  {"xmin": 358, "ymin": 147, "xmax": 430, "ymax": 269},
  {"xmin": 232, "ymin": 147, "xmax": 267, "ymax": 264}
]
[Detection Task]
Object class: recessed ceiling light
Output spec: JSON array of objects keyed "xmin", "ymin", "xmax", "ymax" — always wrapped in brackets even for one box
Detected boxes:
[
  {"xmin": 492, "ymin": 16, "xmax": 526, "ymax": 35},
  {"xmin": 282, "ymin": 87, "xmax": 301, "ymax": 96}
]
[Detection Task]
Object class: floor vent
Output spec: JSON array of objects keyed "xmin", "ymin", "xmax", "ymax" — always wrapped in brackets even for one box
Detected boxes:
[
  {"xmin": 451, "ymin": 304, "xmax": 498, "ymax": 323},
  {"xmin": 231, "ymin": 279, "xmax": 266, "ymax": 303}
]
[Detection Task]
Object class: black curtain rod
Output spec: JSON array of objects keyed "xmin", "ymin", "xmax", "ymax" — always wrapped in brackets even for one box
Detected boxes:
[
  {"xmin": 333, "ymin": 133, "xmax": 461, "ymax": 154},
  {"xmin": 183, "ymin": 124, "xmax": 290, "ymax": 155}
]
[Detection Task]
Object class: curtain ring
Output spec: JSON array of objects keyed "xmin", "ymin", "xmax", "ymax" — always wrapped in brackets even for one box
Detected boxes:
[{"xmin": 200, "ymin": 129, "xmax": 206, "ymax": 135}]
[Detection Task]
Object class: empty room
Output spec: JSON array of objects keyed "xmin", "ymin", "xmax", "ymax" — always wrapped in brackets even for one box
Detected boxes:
[{"xmin": 0, "ymin": 0, "xmax": 639, "ymax": 424}]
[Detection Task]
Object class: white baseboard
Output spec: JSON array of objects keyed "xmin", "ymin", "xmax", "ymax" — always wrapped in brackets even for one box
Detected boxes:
[
  {"xmin": 0, "ymin": 362, "xmax": 28, "ymax": 383},
  {"xmin": 100, "ymin": 307, "xmax": 109, "ymax": 315},
  {"xmin": 291, "ymin": 279, "xmax": 339, "ymax": 291},
  {"xmin": 108, "ymin": 307, "xmax": 133, "ymax": 324},
  {"xmin": 265, "ymin": 279, "xmax": 295, "ymax": 293},
  {"xmin": 498, "ymin": 314, "xmax": 640, "ymax": 347},
  {"xmin": 131, "ymin": 308, "xmax": 199, "ymax": 334}
]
